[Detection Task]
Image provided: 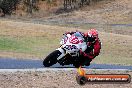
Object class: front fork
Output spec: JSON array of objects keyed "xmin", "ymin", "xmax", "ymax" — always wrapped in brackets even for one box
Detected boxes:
[
  {"xmin": 56, "ymin": 47, "xmax": 66, "ymax": 60},
  {"xmin": 56, "ymin": 47, "xmax": 71, "ymax": 65},
  {"xmin": 56, "ymin": 47, "xmax": 81, "ymax": 66}
]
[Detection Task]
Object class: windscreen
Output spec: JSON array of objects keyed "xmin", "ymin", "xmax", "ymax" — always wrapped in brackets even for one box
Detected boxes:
[{"xmin": 73, "ymin": 32, "xmax": 83, "ymax": 38}]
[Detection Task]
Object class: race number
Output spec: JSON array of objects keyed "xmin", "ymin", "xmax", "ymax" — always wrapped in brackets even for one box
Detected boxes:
[{"xmin": 64, "ymin": 45, "xmax": 78, "ymax": 50}]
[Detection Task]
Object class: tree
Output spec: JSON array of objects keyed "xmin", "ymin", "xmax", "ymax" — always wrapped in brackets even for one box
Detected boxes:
[{"xmin": 0, "ymin": 0, "xmax": 19, "ymax": 15}]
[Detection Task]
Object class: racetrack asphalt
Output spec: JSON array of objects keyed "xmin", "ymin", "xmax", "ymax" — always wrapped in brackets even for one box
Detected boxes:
[{"xmin": 0, "ymin": 58, "xmax": 132, "ymax": 70}]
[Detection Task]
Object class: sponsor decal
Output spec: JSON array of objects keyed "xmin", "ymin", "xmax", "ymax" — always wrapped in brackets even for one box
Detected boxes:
[{"xmin": 76, "ymin": 66, "xmax": 131, "ymax": 85}]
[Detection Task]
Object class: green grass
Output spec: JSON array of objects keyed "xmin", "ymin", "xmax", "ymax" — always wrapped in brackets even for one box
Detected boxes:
[
  {"xmin": 0, "ymin": 36, "xmax": 30, "ymax": 52},
  {"xmin": 0, "ymin": 36, "xmax": 59, "ymax": 57}
]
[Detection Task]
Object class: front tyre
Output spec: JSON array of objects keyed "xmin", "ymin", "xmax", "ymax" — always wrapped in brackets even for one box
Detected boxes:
[{"xmin": 43, "ymin": 50, "xmax": 61, "ymax": 67}]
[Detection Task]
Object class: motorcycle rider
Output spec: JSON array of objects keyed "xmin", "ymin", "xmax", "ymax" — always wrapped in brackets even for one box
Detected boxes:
[
  {"xmin": 80, "ymin": 29, "xmax": 101, "ymax": 66},
  {"xmin": 64, "ymin": 29, "xmax": 101, "ymax": 66}
]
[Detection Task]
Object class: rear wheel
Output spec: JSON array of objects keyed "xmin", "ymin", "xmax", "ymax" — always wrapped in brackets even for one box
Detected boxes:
[{"xmin": 43, "ymin": 50, "xmax": 61, "ymax": 67}]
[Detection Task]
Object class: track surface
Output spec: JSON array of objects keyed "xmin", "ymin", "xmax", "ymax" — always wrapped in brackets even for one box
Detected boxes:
[{"xmin": 0, "ymin": 58, "xmax": 132, "ymax": 70}]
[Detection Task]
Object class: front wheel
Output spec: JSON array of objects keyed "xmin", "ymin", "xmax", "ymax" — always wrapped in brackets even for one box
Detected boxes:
[{"xmin": 43, "ymin": 50, "xmax": 62, "ymax": 67}]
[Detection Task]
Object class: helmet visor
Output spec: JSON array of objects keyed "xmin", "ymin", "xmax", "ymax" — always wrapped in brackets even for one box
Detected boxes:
[{"xmin": 88, "ymin": 37, "xmax": 96, "ymax": 42}]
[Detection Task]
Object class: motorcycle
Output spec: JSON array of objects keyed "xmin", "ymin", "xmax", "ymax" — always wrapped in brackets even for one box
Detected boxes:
[{"xmin": 43, "ymin": 32, "xmax": 87, "ymax": 68}]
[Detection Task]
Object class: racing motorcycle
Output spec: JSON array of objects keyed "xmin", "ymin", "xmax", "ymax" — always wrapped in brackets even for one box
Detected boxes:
[{"xmin": 43, "ymin": 32, "xmax": 87, "ymax": 68}]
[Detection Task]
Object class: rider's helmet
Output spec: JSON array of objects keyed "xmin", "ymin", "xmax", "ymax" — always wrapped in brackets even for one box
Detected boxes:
[{"xmin": 84, "ymin": 29, "xmax": 98, "ymax": 42}]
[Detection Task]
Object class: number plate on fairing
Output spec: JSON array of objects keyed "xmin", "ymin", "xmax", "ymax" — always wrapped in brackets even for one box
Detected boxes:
[{"xmin": 63, "ymin": 45, "xmax": 78, "ymax": 51}]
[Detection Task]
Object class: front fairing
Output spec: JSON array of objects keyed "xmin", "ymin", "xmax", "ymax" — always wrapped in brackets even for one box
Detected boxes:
[{"xmin": 60, "ymin": 33, "xmax": 87, "ymax": 53}]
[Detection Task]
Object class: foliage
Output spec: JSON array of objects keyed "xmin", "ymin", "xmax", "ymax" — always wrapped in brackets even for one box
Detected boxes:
[{"xmin": 0, "ymin": 0, "xmax": 20, "ymax": 15}]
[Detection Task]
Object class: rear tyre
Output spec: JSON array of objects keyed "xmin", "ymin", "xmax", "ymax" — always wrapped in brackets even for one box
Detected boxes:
[{"xmin": 43, "ymin": 50, "xmax": 61, "ymax": 67}]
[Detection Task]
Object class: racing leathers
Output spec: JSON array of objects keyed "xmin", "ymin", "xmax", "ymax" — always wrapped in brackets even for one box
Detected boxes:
[{"xmin": 79, "ymin": 38, "xmax": 101, "ymax": 66}]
